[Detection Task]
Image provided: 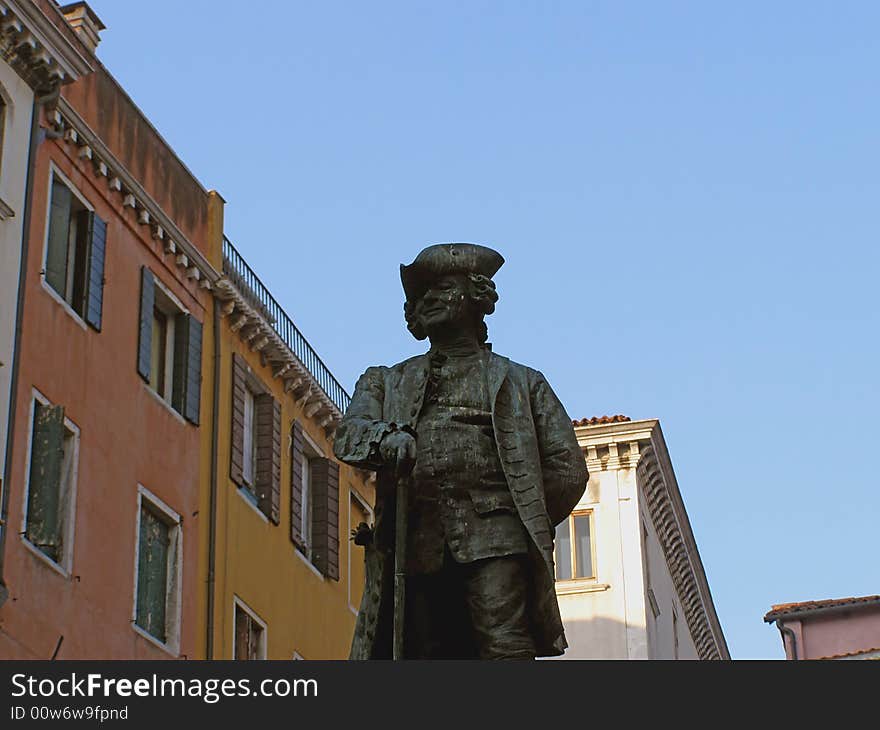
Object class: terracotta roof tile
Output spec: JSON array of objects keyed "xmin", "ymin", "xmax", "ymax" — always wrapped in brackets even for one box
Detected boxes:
[
  {"xmin": 572, "ymin": 415, "xmax": 631, "ymax": 427},
  {"xmin": 817, "ymin": 647, "xmax": 880, "ymax": 660},
  {"xmin": 764, "ymin": 594, "xmax": 880, "ymax": 621}
]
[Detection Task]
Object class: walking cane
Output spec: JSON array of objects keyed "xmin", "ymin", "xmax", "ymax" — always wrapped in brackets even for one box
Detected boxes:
[{"xmin": 392, "ymin": 473, "xmax": 408, "ymax": 660}]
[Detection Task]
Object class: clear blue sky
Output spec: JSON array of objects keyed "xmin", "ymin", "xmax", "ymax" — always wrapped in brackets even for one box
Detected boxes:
[{"xmin": 87, "ymin": 0, "xmax": 879, "ymax": 659}]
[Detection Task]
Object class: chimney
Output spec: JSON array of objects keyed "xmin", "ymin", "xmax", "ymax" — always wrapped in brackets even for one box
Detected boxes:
[{"xmin": 59, "ymin": 2, "xmax": 106, "ymax": 54}]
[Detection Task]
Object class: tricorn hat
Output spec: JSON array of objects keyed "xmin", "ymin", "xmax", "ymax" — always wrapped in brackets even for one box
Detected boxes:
[{"xmin": 400, "ymin": 243, "xmax": 504, "ymax": 302}]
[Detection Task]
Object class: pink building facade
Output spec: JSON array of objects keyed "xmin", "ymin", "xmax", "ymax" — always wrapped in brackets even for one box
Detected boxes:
[{"xmin": 764, "ymin": 595, "xmax": 880, "ymax": 660}]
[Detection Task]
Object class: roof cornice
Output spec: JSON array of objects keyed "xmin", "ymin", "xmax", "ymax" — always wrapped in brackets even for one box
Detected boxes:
[
  {"xmin": 50, "ymin": 97, "xmax": 220, "ymax": 288},
  {"xmin": 574, "ymin": 418, "xmax": 731, "ymax": 660},
  {"xmin": 764, "ymin": 596, "xmax": 880, "ymax": 623},
  {"xmin": 213, "ymin": 277, "xmax": 343, "ymax": 436},
  {"xmin": 2, "ymin": 0, "xmax": 93, "ymax": 89}
]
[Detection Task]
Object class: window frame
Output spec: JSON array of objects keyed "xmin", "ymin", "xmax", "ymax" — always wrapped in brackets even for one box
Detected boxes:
[
  {"xmin": 232, "ymin": 595, "xmax": 267, "ymax": 660},
  {"xmin": 20, "ymin": 389, "xmax": 80, "ymax": 577},
  {"xmin": 40, "ymin": 164, "xmax": 95, "ymax": 327},
  {"xmin": 554, "ymin": 508, "xmax": 597, "ymax": 583},
  {"xmin": 131, "ymin": 484, "xmax": 183, "ymax": 656}
]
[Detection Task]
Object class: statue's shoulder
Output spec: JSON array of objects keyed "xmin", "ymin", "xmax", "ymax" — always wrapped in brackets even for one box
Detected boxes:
[
  {"xmin": 356, "ymin": 353, "xmax": 427, "ymax": 385},
  {"xmin": 489, "ymin": 350, "xmax": 538, "ymax": 381},
  {"xmin": 387, "ymin": 352, "xmax": 429, "ymax": 374}
]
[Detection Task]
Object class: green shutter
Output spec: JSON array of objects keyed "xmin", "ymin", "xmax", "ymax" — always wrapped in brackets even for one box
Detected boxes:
[
  {"xmin": 137, "ymin": 267, "xmax": 154, "ymax": 382},
  {"xmin": 45, "ymin": 180, "xmax": 72, "ymax": 296},
  {"xmin": 84, "ymin": 213, "xmax": 107, "ymax": 331},
  {"xmin": 136, "ymin": 506, "xmax": 169, "ymax": 643},
  {"xmin": 70, "ymin": 208, "xmax": 91, "ymax": 316},
  {"xmin": 26, "ymin": 403, "xmax": 65, "ymax": 562},
  {"xmin": 184, "ymin": 316, "xmax": 202, "ymax": 425},
  {"xmin": 171, "ymin": 313, "xmax": 189, "ymax": 414}
]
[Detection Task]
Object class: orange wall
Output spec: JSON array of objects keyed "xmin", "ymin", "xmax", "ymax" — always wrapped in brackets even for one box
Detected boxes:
[{"xmin": 0, "ymin": 105, "xmax": 212, "ymax": 658}]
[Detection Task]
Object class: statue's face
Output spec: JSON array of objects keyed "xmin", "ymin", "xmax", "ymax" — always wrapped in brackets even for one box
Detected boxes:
[{"xmin": 413, "ymin": 273, "xmax": 474, "ymax": 336}]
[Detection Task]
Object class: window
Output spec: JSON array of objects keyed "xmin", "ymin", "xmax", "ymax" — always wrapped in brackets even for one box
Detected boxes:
[
  {"xmin": 0, "ymin": 91, "xmax": 13, "ymax": 220},
  {"xmin": 133, "ymin": 488, "xmax": 182, "ymax": 652},
  {"xmin": 230, "ymin": 355, "xmax": 280, "ymax": 521},
  {"xmin": 137, "ymin": 266, "xmax": 202, "ymax": 424},
  {"xmin": 290, "ymin": 420, "xmax": 340, "ymax": 580},
  {"xmin": 234, "ymin": 599, "xmax": 266, "ymax": 660},
  {"xmin": 43, "ymin": 172, "xmax": 106, "ymax": 329},
  {"xmin": 348, "ymin": 489, "xmax": 372, "ymax": 612},
  {"xmin": 554, "ymin": 510, "xmax": 595, "ymax": 581},
  {"xmin": 23, "ymin": 395, "xmax": 79, "ymax": 571}
]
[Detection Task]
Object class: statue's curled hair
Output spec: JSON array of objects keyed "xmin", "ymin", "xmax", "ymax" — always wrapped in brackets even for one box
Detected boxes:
[{"xmin": 404, "ymin": 274, "xmax": 499, "ymax": 342}]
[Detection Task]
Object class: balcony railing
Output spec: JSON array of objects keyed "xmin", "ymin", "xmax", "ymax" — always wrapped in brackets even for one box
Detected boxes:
[{"xmin": 222, "ymin": 236, "xmax": 351, "ymax": 414}]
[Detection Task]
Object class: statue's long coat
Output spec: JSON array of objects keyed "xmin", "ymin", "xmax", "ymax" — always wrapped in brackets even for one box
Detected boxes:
[{"xmin": 333, "ymin": 350, "xmax": 588, "ymax": 658}]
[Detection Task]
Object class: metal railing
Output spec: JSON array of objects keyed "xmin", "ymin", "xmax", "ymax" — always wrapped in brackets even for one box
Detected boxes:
[{"xmin": 222, "ymin": 236, "xmax": 351, "ymax": 413}]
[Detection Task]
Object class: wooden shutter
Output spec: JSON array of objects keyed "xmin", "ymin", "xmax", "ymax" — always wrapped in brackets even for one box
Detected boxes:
[
  {"xmin": 137, "ymin": 267, "xmax": 154, "ymax": 382},
  {"xmin": 25, "ymin": 403, "xmax": 65, "ymax": 562},
  {"xmin": 310, "ymin": 457, "xmax": 340, "ymax": 580},
  {"xmin": 230, "ymin": 354, "xmax": 246, "ymax": 486},
  {"xmin": 290, "ymin": 420, "xmax": 304, "ymax": 548},
  {"xmin": 70, "ymin": 209, "xmax": 90, "ymax": 315},
  {"xmin": 255, "ymin": 396, "xmax": 281, "ymax": 524},
  {"xmin": 136, "ymin": 506, "xmax": 169, "ymax": 643},
  {"xmin": 171, "ymin": 313, "xmax": 188, "ymax": 414},
  {"xmin": 84, "ymin": 213, "xmax": 107, "ymax": 331},
  {"xmin": 45, "ymin": 180, "xmax": 71, "ymax": 295},
  {"xmin": 184, "ymin": 317, "xmax": 202, "ymax": 425}
]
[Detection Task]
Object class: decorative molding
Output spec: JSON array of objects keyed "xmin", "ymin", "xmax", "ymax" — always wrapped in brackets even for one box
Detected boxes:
[
  {"xmin": 213, "ymin": 277, "xmax": 342, "ymax": 436},
  {"xmin": 1, "ymin": 0, "xmax": 93, "ymax": 91},
  {"xmin": 51, "ymin": 97, "xmax": 220, "ymax": 289}
]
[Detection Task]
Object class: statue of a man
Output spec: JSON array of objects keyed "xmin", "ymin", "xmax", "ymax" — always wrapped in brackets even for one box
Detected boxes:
[{"xmin": 334, "ymin": 243, "xmax": 587, "ymax": 659}]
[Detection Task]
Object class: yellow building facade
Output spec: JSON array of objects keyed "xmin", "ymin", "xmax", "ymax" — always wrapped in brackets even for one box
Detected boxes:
[{"xmin": 196, "ymin": 196, "xmax": 374, "ymax": 659}]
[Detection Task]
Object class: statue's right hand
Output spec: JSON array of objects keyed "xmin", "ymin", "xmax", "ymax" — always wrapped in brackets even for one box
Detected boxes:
[{"xmin": 378, "ymin": 430, "xmax": 416, "ymax": 477}]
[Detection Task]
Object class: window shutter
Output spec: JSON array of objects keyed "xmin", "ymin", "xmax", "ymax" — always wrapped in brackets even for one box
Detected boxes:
[
  {"xmin": 255, "ymin": 396, "xmax": 281, "ymax": 525},
  {"xmin": 290, "ymin": 420, "xmax": 304, "ymax": 548},
  {"xmin": 310, "ymin": 457, "xmax": 340, "ymax": 580},
  {"xmin": 136, "ymin": 507, "xmax": 169, "ymax": 643},
  {"xmin": 45, "ymin": 180, "xmax": 71, "ymax": 295},
  {"xmin": 184, "ymin": 316, "xmax": 202, "ymax": 425},
  {"xmin": 171, "ymin": 313, "xmax": 188, "ymax": 414},
  {"xmin": 230, "ymin": 354, "xmax": 246, "ymax": 486},
  {"xmin": 84, "ymin": 213, "xmax": 107, "ymax": 331},
  {"xmin": 25, "ymin": 403, "xmax": 65, "ymax": 562},
  {"xmin": 137, "ymin": 267, "xmax": 154, "ymax": 382}
]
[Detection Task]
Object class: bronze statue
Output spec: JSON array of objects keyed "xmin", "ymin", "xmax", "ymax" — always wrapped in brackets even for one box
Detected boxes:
[{"xmin": 334, "ymin": 243, "xmax": 587, "ymax": 659}]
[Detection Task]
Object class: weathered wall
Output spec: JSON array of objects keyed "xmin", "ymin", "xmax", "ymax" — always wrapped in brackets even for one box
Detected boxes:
[
  {"xmin": 0, "ymin": 84, "xmax": 212, "ymax": 658},
  {"xmin": 61, "ymin": 69, "xmax": 209, "ymax": 255}
]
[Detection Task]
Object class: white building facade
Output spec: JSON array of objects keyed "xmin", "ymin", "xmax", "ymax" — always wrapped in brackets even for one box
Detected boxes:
[{"xmin": 552, "ymin": 417, "xmax": 729, "ymax": 660}]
